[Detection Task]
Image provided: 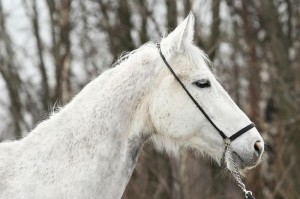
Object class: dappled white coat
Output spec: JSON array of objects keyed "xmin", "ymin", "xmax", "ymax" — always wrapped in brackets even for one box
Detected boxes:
[{"xmin": 0, "ymin": 13, "xmax": 263, "ymax": 199}]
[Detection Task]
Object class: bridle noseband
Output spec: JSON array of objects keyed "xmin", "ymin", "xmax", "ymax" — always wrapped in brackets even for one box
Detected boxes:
[{"xmin": 156, "ymin": 43, "xmax": 255, "ymax": 199}]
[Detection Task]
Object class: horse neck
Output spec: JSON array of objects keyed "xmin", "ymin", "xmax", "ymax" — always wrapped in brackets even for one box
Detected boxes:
[{"xmin": 18, "ymin": 49, "xmax": 157, "ymax": 198}]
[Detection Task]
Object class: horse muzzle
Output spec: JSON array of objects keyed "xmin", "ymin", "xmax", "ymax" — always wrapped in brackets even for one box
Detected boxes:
[{"xmin": 231, "ymin": 141, "xmax": 264, "ymax": 170}]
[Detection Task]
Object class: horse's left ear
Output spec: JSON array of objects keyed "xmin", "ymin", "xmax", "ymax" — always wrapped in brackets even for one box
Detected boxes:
[
  {"xmin": 178, "ymin": 12, "xmax": 195, "ymax": 49},
  {"xmin": 161, "ymin": 12, "xmax": 195, "ymax": 51}
]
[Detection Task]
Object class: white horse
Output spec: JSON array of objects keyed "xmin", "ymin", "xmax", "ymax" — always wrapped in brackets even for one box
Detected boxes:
[{"xmin": 0, "ymin": 13, "xmax": 264, "ymax": 199}]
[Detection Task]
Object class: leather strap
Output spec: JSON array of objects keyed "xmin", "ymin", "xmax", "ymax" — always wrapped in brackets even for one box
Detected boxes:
[
  {"xmin": 230, "ymin": 123, "xmax": 255, "ymax": 141},
  {"xmin": 156, "ymin": 43, "xmax": 255, "ymax": 142}
]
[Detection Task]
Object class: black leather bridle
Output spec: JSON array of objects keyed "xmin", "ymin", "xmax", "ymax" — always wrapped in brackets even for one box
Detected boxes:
[
  {"xmin": 156, "ymin": 44, "xmax": 255, "ymax": 143},
  {"xmin": 156, "ymin": 43, "xmax": 255, "ymax": 199}
]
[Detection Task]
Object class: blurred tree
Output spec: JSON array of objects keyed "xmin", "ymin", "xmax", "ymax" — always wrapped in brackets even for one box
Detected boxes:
[{"xmin": 0, "ymin": 1, "xmax": 23, "ymax": 138}]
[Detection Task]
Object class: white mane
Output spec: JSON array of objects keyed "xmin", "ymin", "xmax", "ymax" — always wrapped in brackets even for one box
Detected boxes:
[{"xmin": 0, "ymin": 44, "xmax": 156, "ymax": 199}]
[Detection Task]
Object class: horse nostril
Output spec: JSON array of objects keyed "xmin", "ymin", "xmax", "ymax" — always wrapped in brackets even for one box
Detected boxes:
[{"xmin": 254, "ymin": 140, "xmax": 263, "ymax": 156}]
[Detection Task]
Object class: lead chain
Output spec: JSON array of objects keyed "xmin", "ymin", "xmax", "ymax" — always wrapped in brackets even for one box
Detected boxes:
[{"xmin": 222, "ymin": 139, "xmax": 255, "ymax": 199}]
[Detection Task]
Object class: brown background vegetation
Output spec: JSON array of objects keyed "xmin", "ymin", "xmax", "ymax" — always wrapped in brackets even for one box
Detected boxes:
[{"xmin": 0, "ymin": 0, "xmax": 299, "ymax": 198}]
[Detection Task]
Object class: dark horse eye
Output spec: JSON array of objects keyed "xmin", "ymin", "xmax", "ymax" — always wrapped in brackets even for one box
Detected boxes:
[{"xmin": 193, "ymin": 79, "xmax": 211, "ymax": 88}]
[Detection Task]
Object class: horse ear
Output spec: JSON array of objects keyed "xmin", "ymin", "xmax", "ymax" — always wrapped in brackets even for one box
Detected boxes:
[{"xmin": 161, "ymin": 12, "xmax": 195, "ymax": 52}]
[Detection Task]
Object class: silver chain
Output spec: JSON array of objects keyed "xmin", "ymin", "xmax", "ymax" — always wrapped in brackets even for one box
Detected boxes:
[{"xmin": 222, "ymin": 139, "xmax": 254, "ymax": 199}]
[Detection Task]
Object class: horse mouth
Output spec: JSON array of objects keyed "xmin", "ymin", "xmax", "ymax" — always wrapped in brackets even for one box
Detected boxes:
[
  {"xmin": 230, "ymin": 151, "xmax": 261, "ymax": 173},
  {"xmin": 231, "ymin": 152, "xmax": 248, "ymax": 171}
]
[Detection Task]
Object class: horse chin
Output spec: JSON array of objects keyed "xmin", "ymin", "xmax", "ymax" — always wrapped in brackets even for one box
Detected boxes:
[{"xmin": 226, "ymin": 152, "xmax": 249, "ymax": 175}]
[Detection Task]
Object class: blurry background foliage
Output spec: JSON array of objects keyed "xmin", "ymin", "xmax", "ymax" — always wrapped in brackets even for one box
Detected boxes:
[{"xmin": 0, "ymin": 0, "xmax": 299, "ymax": 198}]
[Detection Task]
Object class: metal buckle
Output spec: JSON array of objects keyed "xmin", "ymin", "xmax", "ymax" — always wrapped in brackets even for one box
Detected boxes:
[{"xmin": 224, "ymin": 138, "xmax": 231, "ymax": 147}]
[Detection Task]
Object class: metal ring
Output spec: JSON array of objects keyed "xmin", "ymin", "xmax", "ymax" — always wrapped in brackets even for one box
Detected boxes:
[{"xmin": 245, "ymin": 191, "xmax": 253, "ymax": 198}]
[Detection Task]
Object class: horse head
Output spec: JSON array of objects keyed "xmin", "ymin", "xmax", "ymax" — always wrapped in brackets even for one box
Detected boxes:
[{"xmin": 149, "ymin": 13, "xmax": 264, "ymax": 172}]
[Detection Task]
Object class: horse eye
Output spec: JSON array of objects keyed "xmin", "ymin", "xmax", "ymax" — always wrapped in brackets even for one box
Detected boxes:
[{"xmin": 193, "ymin": 79, "xmax": 211, "ymax": 88}]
